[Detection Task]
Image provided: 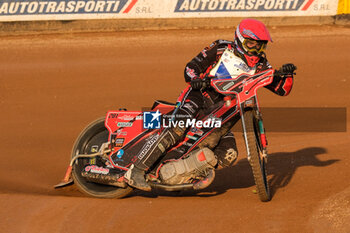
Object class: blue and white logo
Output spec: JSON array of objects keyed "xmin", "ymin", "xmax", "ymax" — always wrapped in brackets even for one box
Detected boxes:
[
  {"xmin": 116, "ymin": 149, "xmax": 124, "ymax": 159},
  {"xmin": 143, "ymin": 110, "xmax": 161, "ymax": 129}
]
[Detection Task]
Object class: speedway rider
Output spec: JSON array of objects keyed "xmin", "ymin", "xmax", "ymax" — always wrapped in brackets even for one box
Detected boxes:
[{"xmin": 124, "ymin": 18, "xmax": 297, "ymax": 191}]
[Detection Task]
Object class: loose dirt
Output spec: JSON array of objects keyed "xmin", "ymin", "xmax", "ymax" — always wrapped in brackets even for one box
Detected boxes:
[{"xmin": 0, "ymin": 25, "xmax": 349, "ymax": 233}]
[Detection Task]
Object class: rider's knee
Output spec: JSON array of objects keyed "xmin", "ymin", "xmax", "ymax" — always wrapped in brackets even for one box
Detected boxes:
[{"xmin": 214, "ymin": 132, "xmax": 238, "ymax": 168}]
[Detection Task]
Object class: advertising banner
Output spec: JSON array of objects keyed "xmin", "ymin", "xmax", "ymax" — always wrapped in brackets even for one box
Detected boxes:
[
  {"xmin": 337, "ymin": 0, "xmax": 350, "ymax": 14},
  {"xmin": 0, "ymin": 0, "xmax": 339, "ymax": 22}
]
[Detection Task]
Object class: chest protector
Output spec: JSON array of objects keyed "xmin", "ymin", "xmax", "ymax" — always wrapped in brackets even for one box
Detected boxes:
[{"xmin": 209, "ymin": 48, "xmax": 256, "ymax": 78}]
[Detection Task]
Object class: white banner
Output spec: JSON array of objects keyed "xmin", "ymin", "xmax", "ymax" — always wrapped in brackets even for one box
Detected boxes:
[{"xmin": 0, "ymin": 0, "xmax": 339, "ymax": 22}]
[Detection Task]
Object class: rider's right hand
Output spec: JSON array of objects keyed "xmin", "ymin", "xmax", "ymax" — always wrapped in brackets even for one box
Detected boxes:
[
  {"xmin": 190, "ymin": 77, "xmax": 204, "ymax": 90},
  {"xmin": 202, "ymin": 74, "xmax": 215, "ymax": 88}
]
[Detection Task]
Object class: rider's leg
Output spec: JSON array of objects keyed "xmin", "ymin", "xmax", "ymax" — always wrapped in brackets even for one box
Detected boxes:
[
  {"xmin": 124, "ymin": 87, "xmax": 204, "ymax": 191},
  {"xmin": 195, "ymin": 107, "xmax": 240, "ymax": 169},
  {"xmin": 214, "ymin": 131, "xmax": 238, "ymax": 169},
  {"xmin": 124, "ymin": 127, "xmax": 185, "ymax": 191}
]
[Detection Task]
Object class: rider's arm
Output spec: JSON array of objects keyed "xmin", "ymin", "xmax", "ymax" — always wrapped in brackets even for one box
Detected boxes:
[
  {"xmin": 265, "ymin": 73, "xmax": 293, "ymax": 96},
  {"xmin": 259, "ymin": 58, "xmax": 294, "ymax": 96},
  {"xmin": 184, "ymin": 40, "xmax": 230, "ymax": 83}
]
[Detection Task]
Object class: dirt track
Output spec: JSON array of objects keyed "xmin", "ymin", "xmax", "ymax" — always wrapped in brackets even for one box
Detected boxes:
[{"xmin": 0, "ymin": 25, "xmax": 350, "ymax": 233}]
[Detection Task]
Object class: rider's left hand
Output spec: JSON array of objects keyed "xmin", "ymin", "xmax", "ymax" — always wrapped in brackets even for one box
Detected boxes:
[{"xmin": 280, "ymin": 63, "xmax": 297, "ymax": 75}]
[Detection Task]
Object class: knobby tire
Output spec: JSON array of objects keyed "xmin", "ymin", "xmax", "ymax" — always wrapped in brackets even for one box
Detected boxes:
[{"xmin": 243, "ymin": 110, "xmax": 271, "ymax": 202}]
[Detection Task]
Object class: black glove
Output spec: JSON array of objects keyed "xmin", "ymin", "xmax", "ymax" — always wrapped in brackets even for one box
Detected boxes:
[
  {"xmin": 202, "ymin": 74, "xmax": 215, "ymax": 88},
  {"xmin": 190, "ymin": 77, "xmax": 204, "ymax": 90},
  {"xmin": 280, "ymin": 63, "xmax": 297, "ymax": 75}
]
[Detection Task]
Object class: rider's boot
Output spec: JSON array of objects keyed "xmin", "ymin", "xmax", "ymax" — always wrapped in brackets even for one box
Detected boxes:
[
  {"xmin": 123, "ymin": 165, "xmax": 151, "ymax": 191},
  {"xmin": 124, "ymin": 127, "xmax": 185, "ymax": 191}
]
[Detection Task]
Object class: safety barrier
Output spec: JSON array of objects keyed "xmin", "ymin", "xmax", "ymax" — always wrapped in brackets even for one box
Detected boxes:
[
  {"xmin": 0, "ymin": 0, "xmax": 348, "ymax": 35},
  {"xmin": 0, "ymin": 0, "xmax": 341, "ymax": 21}
]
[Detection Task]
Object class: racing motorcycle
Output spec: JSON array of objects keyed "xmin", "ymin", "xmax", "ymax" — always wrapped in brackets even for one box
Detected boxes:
[{"xmin": 55, "ymin": 49, "xmax": 287, "ymax": 202}]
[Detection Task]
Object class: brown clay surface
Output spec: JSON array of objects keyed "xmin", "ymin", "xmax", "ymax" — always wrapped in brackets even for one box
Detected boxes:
[{"xmin": 0, "ymin": 25, "xmax": 350, "ymax": 233}]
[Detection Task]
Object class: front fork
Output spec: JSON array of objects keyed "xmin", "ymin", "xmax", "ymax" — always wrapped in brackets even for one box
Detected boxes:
[{"xmin": 239, "ymin": 97, "xmax": 268, "ymax": 162}]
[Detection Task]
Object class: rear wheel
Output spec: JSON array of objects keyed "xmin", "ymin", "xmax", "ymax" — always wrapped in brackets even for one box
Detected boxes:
[
  {"xmin": 71, "ymin": 117, "xmax": 133, "ymax": 198},
  {"xmin": 243, "ymin": 110, "xmax": 270, "ymax": 202}
]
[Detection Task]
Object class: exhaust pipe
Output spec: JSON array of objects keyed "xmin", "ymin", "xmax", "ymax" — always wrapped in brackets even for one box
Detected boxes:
[{"xmin": 149, "ymin": 183, "xmax": 194, "ymax": 192}]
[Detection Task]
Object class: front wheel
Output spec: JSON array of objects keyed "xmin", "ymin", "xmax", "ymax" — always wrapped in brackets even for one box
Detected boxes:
[
  {"xmin": 71, "ymin": 117, "xmax": 133, "ymax": 198},
  {"xmin": 243, "ymin": 110, "xmax": 271, "ymax": 202}
]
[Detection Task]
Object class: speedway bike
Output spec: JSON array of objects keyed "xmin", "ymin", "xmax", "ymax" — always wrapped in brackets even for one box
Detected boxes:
[{"xmin": 56, "ymin": 49, "xmax": 281, "ymax": 202}]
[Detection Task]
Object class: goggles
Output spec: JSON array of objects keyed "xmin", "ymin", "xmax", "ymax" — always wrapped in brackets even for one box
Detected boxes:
[{"xmin": 243, "ymin": 39, "xmax": 267, "ymax": 54}]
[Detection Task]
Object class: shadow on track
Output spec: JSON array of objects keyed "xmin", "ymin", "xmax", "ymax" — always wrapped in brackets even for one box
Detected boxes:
[
  {"xmin": 131, "ymin": 147, "xmax": 339, "ymax": 198},
  {"xmin": 267, "ymin": 147, "xmax": 339, "ymax": 197}
]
